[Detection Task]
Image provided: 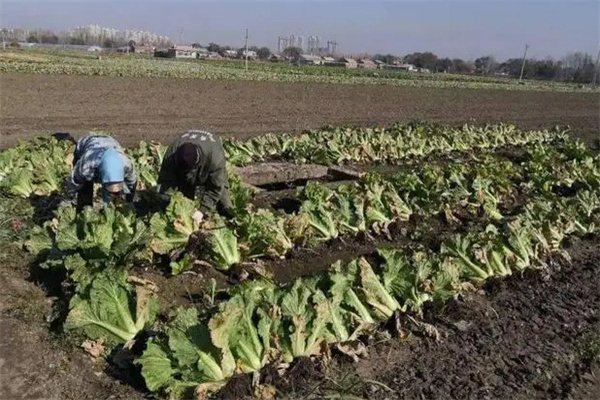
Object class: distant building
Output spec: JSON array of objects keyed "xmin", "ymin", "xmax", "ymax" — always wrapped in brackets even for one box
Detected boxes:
[
  {"xmin": 135, "ymin": 45, "xmax": 155, "ymax": 54},
  {"xmin": 339, "ymin": 57, "xmax": 358, "ymax": 69},
  {"xmin": 169, "ymin": 45, "xmax": 197, "ymax": 58},
  {"xmin": 297, "ymin": 54, "xmax": 322, "ymax": 65},
  {"xmin": 208, "ymin": 52, "xmax": 223, "ymax": 60},
  {"xmin": 241, "ymin": 50, "xmax": 257, "ymax": 60},
  {"xmin": 321, "ymin": 56, "xmax": 336, "ymax": 65},
  {"xmin": 269, "ymin": 54, "xmax": 286, "ymax": 62},
  {"xmin": 223, "ymin": 50, "xmax": 237, "ymax": 58},
  {"xmin": 87, "ymin": 46, "xmax": 103, "ymax": 52},
  {"xmin": 374, "ymin": 59, "xmax": 386, "ymax": 69},
  {"xmin": 384, "ymin": 63, "xmax": 417, "ymax": 72},
  {"xmin": 196, "ymin": 48, "xmax": 209, "ymax": 59},
  {"xmin": 357, "ymin": 58, "xmax": 376, "ymax": 69}
]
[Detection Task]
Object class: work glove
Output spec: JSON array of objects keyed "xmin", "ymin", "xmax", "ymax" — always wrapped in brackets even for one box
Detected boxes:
[{"xmin": 192, "ymin": 210, "xmax": 204, "ymax": 224}]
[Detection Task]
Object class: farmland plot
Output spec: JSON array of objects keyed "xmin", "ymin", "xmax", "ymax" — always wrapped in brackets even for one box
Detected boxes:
[{"xmin": 0, "ymin": 122, "xmax": 599, "ymax": 399}]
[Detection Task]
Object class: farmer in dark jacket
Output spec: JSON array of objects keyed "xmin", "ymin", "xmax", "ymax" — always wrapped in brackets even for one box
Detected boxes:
[
  {"xmin": 158, "ymin": 129, "xmax": 233, "ymax": 223},
  {"xmin": 64, "ymin": 134, "xmax": 137, "ymax": 211}
]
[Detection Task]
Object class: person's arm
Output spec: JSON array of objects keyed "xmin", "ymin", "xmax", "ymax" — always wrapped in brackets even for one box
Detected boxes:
[
  {"xmin": 65, "ymin": 155, "xmax": 96, "ymax": 199},
  {"xmin": 198, "ymin": 160, "xmax": 227, "ymax": 214},
  {"xmin": 123, "ymin": 156, "xmax": 138, "ymax": 202},
  {"xmin": 157, "ymin": 146, "xmax": 179, "ymax": 195}
]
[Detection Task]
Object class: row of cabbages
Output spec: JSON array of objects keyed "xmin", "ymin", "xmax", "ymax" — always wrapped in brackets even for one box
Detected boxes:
[
  {"xmin": 222, "ymin": 122, "xmax": 569, "ymax": 165},
  {"xmin": 24, "ymin": 137, "xmax": 600, "ymax": 281},
  {"xmin": 62, "ymin": 187, "xmax": 599, "ymax": 399},
  {"xmin": 3, "ymin": 124, "xmax": 598, "ymax": 399},
  {"xmin": 0, "ymin": 123, "xmax": 569, "ymax": 198}
]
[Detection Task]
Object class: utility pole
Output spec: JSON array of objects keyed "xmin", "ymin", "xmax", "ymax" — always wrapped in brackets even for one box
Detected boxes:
[
  {"xmin": 518, "ymin": 44, "xmax": 529, "ymax": 84},
  {"xmin": 244, "ymin": 28, "xmax": 249, "ymax": 72},
  {"xmin": 591, "ymin": 49, "xmax": 600, "ymax": 86}
]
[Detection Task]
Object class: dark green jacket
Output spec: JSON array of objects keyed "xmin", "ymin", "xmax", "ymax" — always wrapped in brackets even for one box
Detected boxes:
[{"xmin": 158, "ymin": 130, "xmax": 229, "ymax": 213}]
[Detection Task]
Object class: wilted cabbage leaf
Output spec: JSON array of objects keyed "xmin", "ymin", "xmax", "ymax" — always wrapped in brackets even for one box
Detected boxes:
[{"xmin": 65, "ymin": 273, "xmax": 158, "ymax": 344}]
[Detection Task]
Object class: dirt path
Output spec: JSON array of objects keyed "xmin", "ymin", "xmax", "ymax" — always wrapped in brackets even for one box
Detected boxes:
[{"xmin": 1, "ymin": 74, "xmax": 598, "ymax": 148}]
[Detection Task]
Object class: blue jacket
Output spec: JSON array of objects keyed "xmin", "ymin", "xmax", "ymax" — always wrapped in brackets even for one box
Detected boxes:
[{"xmin": 66, "ymin": 135, "xmax": 137, "ymax": 200}]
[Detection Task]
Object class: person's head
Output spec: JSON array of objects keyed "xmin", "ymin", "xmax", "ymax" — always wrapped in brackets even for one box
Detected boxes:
[
  {"xmin": 99, "ymin": 148, "xmax": 125, "ymax": 203},
  {"xmin": 175, "ymin": 143, "xmax": 200, "ymax": 171}
]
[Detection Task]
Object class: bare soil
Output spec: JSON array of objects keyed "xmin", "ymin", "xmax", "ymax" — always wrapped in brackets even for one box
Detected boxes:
[
  {"xmin": 0, "ymin": 259, "xmax": 141, "ymax": 400},
  {"xmin": 1, "ymin": 74, "xmax": 599, "ymax": 149}
]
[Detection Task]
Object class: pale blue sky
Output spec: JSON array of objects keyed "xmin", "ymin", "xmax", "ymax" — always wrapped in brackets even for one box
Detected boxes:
[{"xmin": 1, "ymin": 0, "xmax": 598, "ymax": 60}]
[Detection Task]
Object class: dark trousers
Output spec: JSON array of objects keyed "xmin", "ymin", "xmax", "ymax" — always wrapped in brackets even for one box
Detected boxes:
[{"xmin": 76, "ymin": 182, "xmax": 95, "ymax": 212}]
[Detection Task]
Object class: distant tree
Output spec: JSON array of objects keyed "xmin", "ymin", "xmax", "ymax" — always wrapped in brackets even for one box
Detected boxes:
[
  {"xmin": 68, "ymin": 37, "xmax": 85, "ymax": 45},
  {"xmin": 435, "ymin": 57, "xmax": 452, "ymax": 72},
  {"xmin": 373, "ymin": 53, "xmax": 398, "ymax": 65},
  {"xmin": 532, "ymin": 58, "xmax": 559, "ymax": 80},
  {"xmin": 40, "ymin": 34, "xmax": 59, "ymax": 44},
  {"xmin": 128, "ymin": 40, "xmax": 136, "ymax": 52},
  {"xmin": 498, "ymin": 58, "xmax": 523, "ymax": 77},
  {"xmin": 26, "ymin": 35, "xmax": 38, "ymax": 43},
  {"xmin": 207, "ymin": 42, "xmax": 221, "ymax": 52},
  {"xmin": 451, "ymin": 58, "xmax": 472, "ymax": 73},
  {"xmin": 191, "ymin": 43, "xmax": 202, "ymax": 49},
  {"xmin": 10, "ymin": 40, "xmax": 20, "ymax": 48},
  {"xmin": 257, "ymin": 46, "xmax": 271, "ymax": 60},
  {"xmin": 404, "ymin": 52, "xmax": 438, "ymax": 70},
  {"xmin": 474, "ymin": 55, "xmax": 498, "ymax": 75},
  {"xmin": 283, "ymin": 46, "xmax": 302, "ymax": 62},
  {"xmin": 103, "ymin": 38, "xmax": 116, "ymax": 48},
  {"xmin": 562, "ymin": 52, "xmax": 596, "ymax": 83}
]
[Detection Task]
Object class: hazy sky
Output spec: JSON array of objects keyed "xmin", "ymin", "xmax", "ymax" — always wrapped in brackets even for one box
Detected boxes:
[{"xmin": 1, "ymin": 0, "xmax": 598, "ymax": 60}]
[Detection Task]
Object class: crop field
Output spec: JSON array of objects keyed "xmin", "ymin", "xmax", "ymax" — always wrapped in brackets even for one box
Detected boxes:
[
  {"xmin": 2, "ymin": 72, "xmax": 600, "ymax": 151},
  {"xmin": 1, "ymin": 49, "xmax": 599, "ymax": 93},
  {"xmin": 1, "ymin": 121, "xmax": 599, "ymax": 400}
]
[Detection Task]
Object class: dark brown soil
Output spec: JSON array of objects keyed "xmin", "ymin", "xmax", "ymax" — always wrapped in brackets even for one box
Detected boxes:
[
  {"xmin": 0, "ymin": 261, "xmax": 142, "ymax": 400},
  {"xmin": 1, "ymin": 74, "xmax": 599, "ymax": 149}
]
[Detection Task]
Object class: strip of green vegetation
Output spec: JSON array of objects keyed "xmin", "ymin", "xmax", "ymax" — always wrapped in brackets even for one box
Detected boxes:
[{"xmin": 1, "ymin": 49, "xmax": 597, "ymax": 93}]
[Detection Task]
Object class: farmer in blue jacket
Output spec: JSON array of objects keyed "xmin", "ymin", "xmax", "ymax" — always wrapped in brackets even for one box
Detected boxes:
[{"xmin": 62, "ymin": 134, "xmax": 137, "ymax": 211}]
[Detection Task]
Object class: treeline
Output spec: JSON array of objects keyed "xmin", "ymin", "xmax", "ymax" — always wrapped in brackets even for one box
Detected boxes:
[
  {"xmin": 1, "ymin": 27, "xmax": 171, "ymax": 48},
  {"xmin": 371, "ymin": 51, "xmax": 599, "ymax": 83}
]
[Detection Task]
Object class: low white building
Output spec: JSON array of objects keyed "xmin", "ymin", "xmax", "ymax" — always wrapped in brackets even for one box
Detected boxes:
[
  {"xmin": 297, "ymin": 54, "xmax": 322, "ymax": 65},
  {"xmin": 196, "ymin": 48, "xmax": 209, "ymax": 59},
  {"xmin": 241, "ymin": 50, "xmax": 257, "ymax": 59},
  {"xmin": 224, "ymin": 50, "xmax": 237, "ymax": 58},
  {"xmin": 170, "ymin": 45, "xmax": 197, "ymax": 58}
]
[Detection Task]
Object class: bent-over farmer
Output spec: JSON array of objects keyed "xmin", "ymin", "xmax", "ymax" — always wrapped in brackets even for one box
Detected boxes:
[
  {"xmin": 158, "ymin": 129, "xmax": 233, "ymax": 223},
  {"xmin": 64, "ymin": 134, "xmax": 137, "ymax": 211}
]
